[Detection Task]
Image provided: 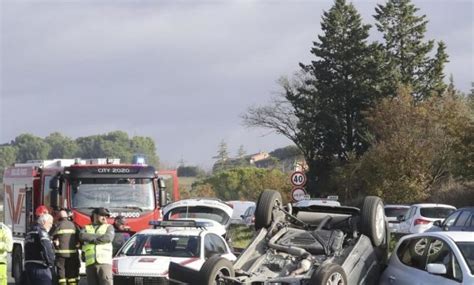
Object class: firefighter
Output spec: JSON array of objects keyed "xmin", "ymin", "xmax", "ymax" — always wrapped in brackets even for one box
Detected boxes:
[
  {"xmin": 112, "ymin": 216, "xmax": 130, "ymax": 255},
  {"xmin": 51, "ymin": 209, "xmax": 80, "ymax": 285},
  {"xmin": 24, "ymin": 213, "xmax": 55, "ymax": 285},
  {"xmin": 0, "ymin": 223, "xmax": 13, "ymax": 285},
  {"xmin": 80, "ymin": 207, "xmax": 114, "ymax": 285}
]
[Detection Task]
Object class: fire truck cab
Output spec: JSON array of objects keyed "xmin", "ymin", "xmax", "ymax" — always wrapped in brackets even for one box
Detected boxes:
[{"xmin": 3, "ymin": 158, "xmax": 179, "ymax": 284}]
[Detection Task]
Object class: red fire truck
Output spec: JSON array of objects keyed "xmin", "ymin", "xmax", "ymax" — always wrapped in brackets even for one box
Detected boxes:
[{"xmin": 3, "ymin": 158, "xmax": 179, "ymax": 284}]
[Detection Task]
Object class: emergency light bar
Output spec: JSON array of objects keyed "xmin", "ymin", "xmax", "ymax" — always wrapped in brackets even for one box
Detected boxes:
[{"xmin": 149, "ymin": 220, "xmax": 213, "ymax": 229}]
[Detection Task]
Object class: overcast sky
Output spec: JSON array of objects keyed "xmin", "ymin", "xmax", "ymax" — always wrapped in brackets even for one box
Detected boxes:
[{"xmin": 1, "ymin": 0, "xmax": 472, "ymax": 169}]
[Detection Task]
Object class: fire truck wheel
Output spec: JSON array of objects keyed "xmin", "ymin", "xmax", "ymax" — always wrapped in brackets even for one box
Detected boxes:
[{"xmin": 12, "ymin": 245, "xmax": 23, "ymax": 285}]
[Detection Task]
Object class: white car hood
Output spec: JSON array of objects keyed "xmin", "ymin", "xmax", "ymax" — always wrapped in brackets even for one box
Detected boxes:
[{"xmin": 114, "ymin": 255, "xmax": 204, "ymax": 276}]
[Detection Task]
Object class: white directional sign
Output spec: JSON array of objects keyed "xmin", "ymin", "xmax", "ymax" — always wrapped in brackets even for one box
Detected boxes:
[
  {"xmin": 291, "ymin": 188, "xmax": 308, "ymax": 202},
  {"xmin": 290, "ymin": 171, "xmax": 307, "ymax": 187}
]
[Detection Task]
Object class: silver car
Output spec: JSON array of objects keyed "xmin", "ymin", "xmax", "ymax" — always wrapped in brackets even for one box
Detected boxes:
[{"xmin": 380, "ymin": 231, "xmax": 474, "ymax": 285}]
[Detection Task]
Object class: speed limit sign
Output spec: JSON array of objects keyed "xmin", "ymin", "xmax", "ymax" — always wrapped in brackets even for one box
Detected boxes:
[
  {"xmin": 291, "ymin": 188, "xmax": 307, "ymax": 202},
  {"xmin": 290, "ymin": 171, "xmax": 307, "ymax": 187}
]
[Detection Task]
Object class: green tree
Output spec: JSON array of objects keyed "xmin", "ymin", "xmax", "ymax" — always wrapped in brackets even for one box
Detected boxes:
[
  {"xmin": 212, "ymin": 140, "xmax": 229, "ymax": 172},
  {"xmin": 237, "ymin": 145, "xmax": 246, "ymax": 159},
  {"xmin": 192, "ymin": 167, "xmax": 292, "ymax": 202},
  {"xmin": 374, "ymin": 0, "xmax": 449, "ymax": 100},
  {"xmin": 45, "ymin": 132, "xmax": 78, "ymax": 159},
  {"xmin": 0, "ymin": 145, "xmax": 18, "ymax": 183},
  {"xmin": 355, "ymin": 87, "xmax": 473, "ymax": 203},
  {"xmin": 12, "ymin": 134, "xmax": 50, "ymax": 162},
  {"xmin": 245, "ymin": 0, "xmax": 380, "ymax": 195},
  {"xmin": 130, "ymin": 136, "xmax": 159, "ymax": 166}
]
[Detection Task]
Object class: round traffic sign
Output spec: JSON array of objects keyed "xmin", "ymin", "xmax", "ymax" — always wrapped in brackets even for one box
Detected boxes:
[
  {"xmin": 290, "ymin": 171, "xmax": 307, "ymax": 187},
  {"xmin": 291, "ymin": 188, "xmax": 307, "ymax": 202}
]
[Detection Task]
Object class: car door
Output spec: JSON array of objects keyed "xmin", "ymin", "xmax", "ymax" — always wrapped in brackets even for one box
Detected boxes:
[
  {"xmin": 421, "ymin": 237, "xmax": 463, "ymax": 284},
  {"xmin": 384, "ymin": 236, "xmax": 430, "ymax": 284}
]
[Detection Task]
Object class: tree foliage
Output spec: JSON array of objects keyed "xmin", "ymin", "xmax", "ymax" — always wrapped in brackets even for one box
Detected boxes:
[
  {"xmin": 245, "ymin": 0, "xmax": 380, "ymax": 195},
  {"xmin": 354, "ymin": 87, "xmax": 473, "ymax": 203},
  {"xmin": 191, "ymin": 167, "xmax": 292, "ymax": 202},
  {"xmin": 0, "ymin": 131, "xmax": 161, "ymax": 182},
  {"xmin": 374, "ymin": 0, "xmax": 449, "ymax": 100}
]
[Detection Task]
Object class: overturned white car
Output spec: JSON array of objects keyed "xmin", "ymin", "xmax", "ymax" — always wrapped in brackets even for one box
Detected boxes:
[{"xmin": 169, "ymin": 190, "xmax": 389, "ymax": 285}]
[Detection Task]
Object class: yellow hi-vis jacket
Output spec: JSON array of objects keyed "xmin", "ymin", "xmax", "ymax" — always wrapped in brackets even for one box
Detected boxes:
[
  {"xmin": 0, "ymin": 223, "xmax": 13, "ymax": 264},
  {"xmin": 82, "ymin": 224, "xmax": 113, "ymax": 266}
]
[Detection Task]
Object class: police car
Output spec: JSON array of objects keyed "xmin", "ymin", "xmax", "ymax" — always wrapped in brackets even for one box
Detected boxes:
[
  {"xmin": 161, "ymin": 198, "xmax": 234, "ymax": 237},
  {"xmin": 112, "ymin": 220, "xmax": 237, "ymax": 285}
]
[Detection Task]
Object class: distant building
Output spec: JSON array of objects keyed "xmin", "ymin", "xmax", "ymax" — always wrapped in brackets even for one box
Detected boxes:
[{"xmin": 249, "ymin": 152, "xmax": 270, "ymax": 164}]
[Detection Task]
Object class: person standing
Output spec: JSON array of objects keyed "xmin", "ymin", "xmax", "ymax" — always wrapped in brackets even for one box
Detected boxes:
[
  {"xmin": 24, "ymin": 213, "xmax": 55, "ymax": 285},
  {"xmin": 0, "ymin": 223, "xmax": 13, "ymax": 285},
  {"xmin": 51, "ymin": 209, "xmax": 80, "ymax": 285},
  {"xmin": 80, "ymin": 207, "xmax": 114, "ymax": 285},
  {"xmin": 112, "ymin": 216, "xmax": 130, "ymax": 256}
]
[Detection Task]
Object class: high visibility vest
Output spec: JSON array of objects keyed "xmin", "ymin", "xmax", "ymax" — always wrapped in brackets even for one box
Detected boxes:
[
  {"xmin": 0, "ymin": 223, "xmax": 13, "ymax": 264},
  {"xmin": 83, "ymin": 224, "xmax": 113, "ymax": 266}
]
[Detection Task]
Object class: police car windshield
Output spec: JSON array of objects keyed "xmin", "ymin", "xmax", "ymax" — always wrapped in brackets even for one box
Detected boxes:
[
  {"xmin": 71, "ymin": 178, "xmax": 154, "ymax": 211},
  {"xmin": 119, "ymin": 234, "xmax": 201, "ymax": 258}
]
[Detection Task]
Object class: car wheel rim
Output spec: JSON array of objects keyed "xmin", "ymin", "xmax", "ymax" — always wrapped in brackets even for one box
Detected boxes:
[
  {"xmin": 375, "ymin": 203, "xmax": 385, "ymax": 241},
  {"xmin": 415, "ymin": 238, "xmax": 428, "ymax": 255},
  {"xmin": 327, "ymin": 272, "xmax": 344, "ymax": 285},
  {"xmin": 429, "ymin": 240, "xmax": 443, "ymax": 256}
]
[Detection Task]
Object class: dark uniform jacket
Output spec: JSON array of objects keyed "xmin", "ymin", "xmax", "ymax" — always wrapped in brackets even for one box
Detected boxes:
[
  {"xmin": 51, "ymin": 218, "xmax": 79, "ymax": 258},
  {"xmin": 24, "ymin": 224, "xmax": 55, "ymax": 267}
]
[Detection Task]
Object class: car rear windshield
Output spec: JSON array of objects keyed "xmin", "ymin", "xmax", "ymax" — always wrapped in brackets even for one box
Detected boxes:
[
  {"xmin": 164, "ymin": 206, "xmax": 230, "ymax": 225},
  {"xmin": 119, "ymin": 234, "xmax": 200, "ymax": 258},
  {"xmin": 385, "ymin": 207, "xmax": 409, "ymax": 217},
  {"xmin": 456, "ymin": 242, "xmax": 474, "ymax": 275},
  {"xmin": 420, "ymin": 207, "xmax": 455, "ymax": 218}
]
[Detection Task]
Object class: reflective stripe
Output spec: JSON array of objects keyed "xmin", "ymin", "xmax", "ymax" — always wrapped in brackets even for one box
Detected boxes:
[
  {"xmin": 24, "ymin": 260, "xmax": 46, "ymax": 266},
  {"xmin": 55, "ymin": 249, "xmax": 77, "ymax": 254},
  {"xmin": 56, "ymin": 229, "xmax": 76, "ymax": 235},
  {"xmin": 58, "ymin": 278, "xmax": 67, "ymax": 283},
  {"xmin": 67, "ymin": 278, "xmax": 78, "ymax": 282}
]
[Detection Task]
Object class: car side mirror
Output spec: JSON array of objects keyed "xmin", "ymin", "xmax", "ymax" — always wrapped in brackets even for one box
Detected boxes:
[
  {"xmin": 397, "ymin": 215, "xmax": 405, "ymax": 222},
  {"xmin": 240, "ymin": 215, "xmax": 245, "ymax": 219},
  {"xmin": 433, "ymin": 220, "xmax": 442, "ymax": 227},
  {"xmin": 427, "ymin": 263, "xmax": 447, "ymax": 275}
]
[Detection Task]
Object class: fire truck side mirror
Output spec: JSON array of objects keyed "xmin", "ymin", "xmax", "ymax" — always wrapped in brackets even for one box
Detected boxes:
[{"xmin": 51, "ymin": 189, "xmax": 59, "ymax": 210}]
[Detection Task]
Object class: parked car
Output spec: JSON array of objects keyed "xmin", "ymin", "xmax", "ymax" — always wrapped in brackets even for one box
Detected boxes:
[
  {"xmin": 169, "ymin": 190, "xmax": 389, "ymax": 285},
  {"xmin": 240, "ymin": 204, "xmax": 256, "ymax": 226},
  {"xmin": 162, "ymin": 198, "xmax": 234, "ymax": 237},
  {"xmin": 380, "ymin": 231, "xmax": 474, "ymax": 285},
  {"xmin": 112, "ymin": 220, "xmax": 237, "ymax": 284},
  {"xmin": 227, "ymin": 200, "xmax": 255, "ymax": 225},
  {"xmin": 398, "ymin": 204, "xmax": 456, "ymax": 234},
  {"xmin": 385, "ymin": 205, "xmax": 410, "ymax": 234},
  {"xmin": 429, "ymin": 207, "xmax": 474, "ymax": 232}
]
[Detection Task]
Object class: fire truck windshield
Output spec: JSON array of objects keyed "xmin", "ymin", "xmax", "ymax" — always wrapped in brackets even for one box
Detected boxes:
[{"xmin": 70, "ymin": 178, "xmax": 155, "ymax": 211}]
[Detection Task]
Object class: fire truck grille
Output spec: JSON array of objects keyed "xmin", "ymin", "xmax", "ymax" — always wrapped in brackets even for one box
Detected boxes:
[{"xmin": 114, "ymin": 276, "xmax": 169, "ymax": 285}]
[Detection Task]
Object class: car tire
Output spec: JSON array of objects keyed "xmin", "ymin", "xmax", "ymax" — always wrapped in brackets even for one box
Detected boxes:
[
  {"xmin": 255, "ymin": 190, "xmax": 282, "ymax": 231},
  {"xmin": 310, "ymin": 263, "xmax": 347, "ymax": 285},
  {"xmin": 199, "ymin": 256, "xmax": 235, "ymax": 285},
  {"xmin": 360, "ymin": 196, "xmax": 386, "ymax": 247}
]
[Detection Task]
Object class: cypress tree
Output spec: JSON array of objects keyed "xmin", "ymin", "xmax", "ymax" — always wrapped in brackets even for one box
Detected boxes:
[{"xmin": 374, "ymin": 0, "xmax": 448, "ymax": 100}]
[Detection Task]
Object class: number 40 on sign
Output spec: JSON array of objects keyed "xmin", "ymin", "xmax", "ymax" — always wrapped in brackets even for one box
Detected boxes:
[{"xmin": 290, "ymin": 171, "xmax": 307, "ymax": 187}]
